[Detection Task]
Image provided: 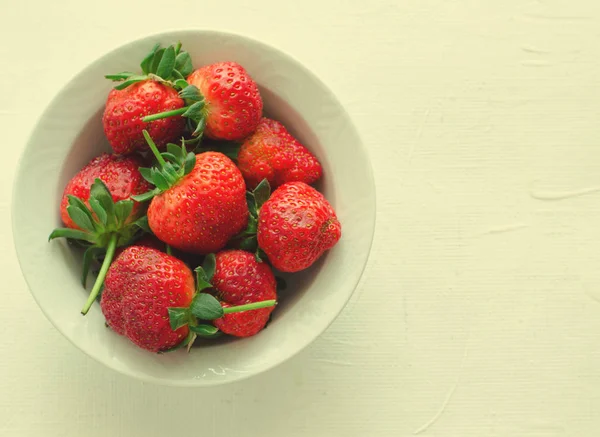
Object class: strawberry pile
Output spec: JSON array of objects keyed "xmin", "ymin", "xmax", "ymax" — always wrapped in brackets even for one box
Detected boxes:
[{"xmin": 49, "ymin": 42, "xmax": 341, "ymax": 353}]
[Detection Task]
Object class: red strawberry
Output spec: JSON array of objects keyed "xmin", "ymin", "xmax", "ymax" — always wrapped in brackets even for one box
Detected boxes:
[
  {"xmin": 257, "ymin": 182, "xmax": 341, "ymax": 272},
  {"xmin": 59, "ymin": 153, "xmax": 150, "ymax": 230},
  {"xmin": 103, "ymin": 80, "xmax": 186, "ymax": 155},
  {"xmin": 103, "ymin": 42, "xmax": 198, "ymax": 154},
  {"xmin": 145, "ymin": 62, "xmax": 263, "ymax": 142},
  {"xmin": 187, "ymin": 62, "xmax": 263, "ymax": 140},
  {"xmin": 134, "ymin": 131, "xmax": 248, "ymax": 255},
  {"xmin": 211, "ymin": 250, "xmax": 277, "ymax": 337},
  {"xmin": 237, "ymin": 118, "xmax": 322, "ymax": 190},
  {"xmin": 101, "ymin": 246, "xmax": 194, "ymax": 352}
]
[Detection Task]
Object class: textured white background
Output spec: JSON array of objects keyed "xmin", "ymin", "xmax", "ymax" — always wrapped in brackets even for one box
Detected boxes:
[{"xmin": 3, "ymin": 0, "xmax": 600, "ymax": 435}]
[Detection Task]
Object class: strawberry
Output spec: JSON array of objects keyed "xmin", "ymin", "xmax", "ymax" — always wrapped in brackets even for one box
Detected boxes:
[
  {"xmin": 237, "ymin": 118, "xmax": 322, "ymax": 190},
  {"xmin": 59, "ymin": 153, "xmax": 150, "ymax": 230},
  {"xmin": 187, "ymin": 62, "xmax": 262, "ymax": 140},
  {"xmin": 102, "ymin": 80, "xmax": 186, "ymax": 155},
  {"xmin": 133, "ymin": 131, "xmax": 248, "ymax": 254},
  {"xmin": 49, "ymin": 178, "xmax": 150, "ymax": 314},
  {"xmin": 165, "ymin": 253, "xmax": 277, "ymax": 347},
  {"xmin": 211, "ymin": 250, "xmax": 277, "ymax": 337},
  {"xmin": 103, "ymin": 42, "xmax": 196, "ymax": 154},
  {"xmin": 249, "ymin": 181, "xmax": 341, "ymax": 272},
  {"xmin": 142, "ymin": 62, "xmax": 263, "ymax": 142},
  {"xmin": 101, "ymin": 246, "xmax": 194, "ymax": 352}
]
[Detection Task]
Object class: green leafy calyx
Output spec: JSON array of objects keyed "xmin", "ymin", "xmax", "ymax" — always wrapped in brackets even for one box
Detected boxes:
[
  {"xmin": 142, "ymin": 83, "xmax": 208, "ymax": 141},
  {"xmin": 131, "ymin": 130, "xmax": 196, "ymax": 202},
  {"xmin": 237, "ymin": 179, "xmax": 271, "ymax": 260},
  {"xmin": 49, "ymin": 178, "xmax": 147, "ymax": 251},
  {"xmin": 105, "ymin": 42, "xmax": 193, "ymax": 91},
  {"xmin": 48, "ymin": 179, "xmax": 149, "ymax": 314}
]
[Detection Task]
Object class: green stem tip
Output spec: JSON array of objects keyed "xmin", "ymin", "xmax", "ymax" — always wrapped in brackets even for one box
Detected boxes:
[
  {"xmin": 223, "ymin": 300, "xmax": 277, "ymax": 315},
  {"xmin": 143, "ymin": 107, "xmax": 188, "ymax": 123},
  {"xmin": 81, "ymin": 233, "xmax": 118, "ymax": 315},
  {"xmin": 142, "ymin": 130, "xmax": 166, "ymax": 167}
]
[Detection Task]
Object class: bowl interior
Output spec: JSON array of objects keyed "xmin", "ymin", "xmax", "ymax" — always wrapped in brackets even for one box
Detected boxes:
[{"xmin": 12, "ymin": 30, "xmax": 375, "ymax": 386}]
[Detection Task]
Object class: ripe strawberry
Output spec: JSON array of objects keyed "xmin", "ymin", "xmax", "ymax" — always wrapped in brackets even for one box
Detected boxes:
[
  {"xmin": 211, "ymin": 250, "xmax": 277, "ymax": 337},
  {"xmin": 143, "ymin": 62, "xmax": 263, "ymax": 142},
  {"xmin": 257, "ymin": 181, "xmax": 341, "ymax": 272},
  {"xmin": 59, "ymin": 153, "xmax": 150, "ymax": 230},
  {"xmin": 156, "ymin": 253, "xmax": 278, "ymax": 350},
  {"xmin": 134, "ymin": 131, "xmax": 248, "ymax": 254},
  {"xmin": 101, "ymin": 246, "xmax": 194, "ymax": 352},
  {"xmin": 103, "ymin": 42, "xmax": 197, "ymax": 154},
  {"xmin": 237, "ymin": 118, "xmax": 322, "ymax": 190},
  {"xmin": 103, "ymin": 80, "xmax": 186, "ymax": 155},
  {"xmin": 101, "ymin": 247, "xmax": 276, "ymax": 352},
  {"xmin": 187, "ymin": 62, "xmax": 262, "ymax": 140}
]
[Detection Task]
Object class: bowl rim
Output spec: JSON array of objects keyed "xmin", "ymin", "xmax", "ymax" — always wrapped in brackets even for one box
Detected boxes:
[{"xmin": 11, "ymin": 28, "xmax": 377, "ymax": 387}]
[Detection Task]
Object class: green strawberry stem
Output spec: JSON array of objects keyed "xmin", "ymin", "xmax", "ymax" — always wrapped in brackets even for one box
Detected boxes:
[
  {"xmin": 143, "ymin": 107, "xmax": 188, "ymax": 123},
  {"xmin": 223, "ymin": 300, "xmax": 276, "ymax": 314},
  {"xmin": 81, "ymin": 233, "xmax": 118, "ymax": 315},
  {"xmin": 143, "ymin": 131, "xmax": 166, "ymax": 167},
  {"xmin": 142, "ymin": 85, "xmax": 207, "ymax": 137}
]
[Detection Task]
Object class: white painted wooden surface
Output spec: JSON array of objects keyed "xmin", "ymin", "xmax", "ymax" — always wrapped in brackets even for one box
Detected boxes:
[{"xmin": 2, "ymin": 1, "xmax": 600, "ymax": 435}]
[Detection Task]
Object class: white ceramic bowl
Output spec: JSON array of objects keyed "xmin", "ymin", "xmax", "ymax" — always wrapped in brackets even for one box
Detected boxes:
[{"xmin": 12, "ymin": 30, "xmax": 376, "ymax": 386}]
